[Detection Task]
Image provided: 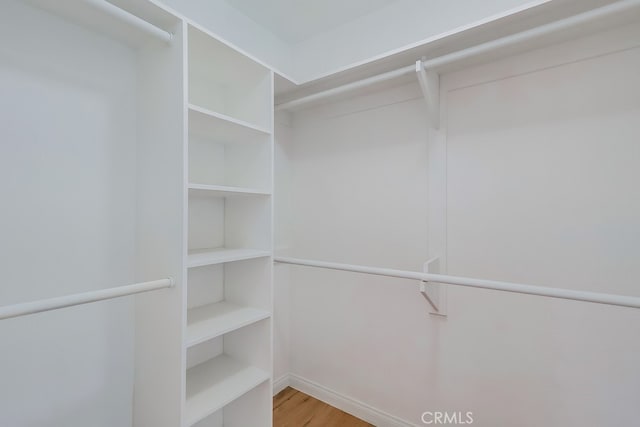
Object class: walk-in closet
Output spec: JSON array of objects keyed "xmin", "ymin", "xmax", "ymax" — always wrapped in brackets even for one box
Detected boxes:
[{"xmin": 1, "ymin": 1, "xmax": 639, "ymax": 426}]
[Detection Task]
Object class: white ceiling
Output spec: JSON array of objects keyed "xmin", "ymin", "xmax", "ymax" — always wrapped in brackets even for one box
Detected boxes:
[{"xmin": 224, "ymin": 0, "xmax": 398, "ymax": 43}]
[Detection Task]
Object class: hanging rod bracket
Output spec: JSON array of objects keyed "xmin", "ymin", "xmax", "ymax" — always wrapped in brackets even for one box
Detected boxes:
[
  {"xmin": 420, "ymin": 257, "xmax": 447, "ymax": 316},
  {"xmin": 416, "ymin": 60, "xmax": 440, "ymax": 130}
]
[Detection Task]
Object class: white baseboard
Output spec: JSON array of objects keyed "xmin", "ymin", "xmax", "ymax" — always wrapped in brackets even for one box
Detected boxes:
[
  {"xmin": 273, "ymin": 374, "xmax": 291, "ymax": 396},
  {"xmin": 288, "ymin": 373, "xmax": 417, "ymax": 427}
]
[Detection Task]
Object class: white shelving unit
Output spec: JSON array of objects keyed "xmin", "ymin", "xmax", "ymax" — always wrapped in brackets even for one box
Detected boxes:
[
  {"xmin": 184, "ymin": 314, "xmax": 271, "ymax": 426},
  {"xmin": 189, "ymin": 104, "xmax": 271, "ymax": 139},
  {"xmin": 187, "ymin": 25, "xmax": 271, "ymax": 130},
  {"xmin": 188, "ymin": 183, "xmax": 271, "ymax": 198},
  {"xmin": 187, "ymin": 248, "xmax": 271, "ymax": 268},
  {"xmin": 187, "ymin": 52, "xmax": 272, "ymax": 193},
  {"xmin": 188, "ymin": 114, "xmax": 272, "ymax": 191},
  {"xmin": 185, "ymin": 354, "xmax": 270, "ymax": 426},
  {"xmin": 184, "ymin": 23, "xmax": 273, "ymax": 427},
  {"xmin": 186, "ymin": 301, "xmax": 271, "ymax": 347}
]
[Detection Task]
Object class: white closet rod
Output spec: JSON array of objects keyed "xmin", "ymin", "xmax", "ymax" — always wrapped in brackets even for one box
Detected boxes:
[
  {"xmin": 274, "ymin": 257, "xmax": 640, "ymax": 309},
  {"xmin": 85, "ymin": 0, "xmax": 173, "ymax": 43},
  {"xmin": 0, "ymin": 278, "xmax": 174, "ymax": 321},
  {"xmin": 276, "ymin": 65, "xmax": 415, "ymax": 110},
  {"xmin": 275, "ymin": 0, "xmax": 640, "ymax": 111}
]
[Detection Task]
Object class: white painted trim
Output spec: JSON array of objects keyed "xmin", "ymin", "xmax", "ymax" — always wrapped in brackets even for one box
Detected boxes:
[
  {"xmin": 273, "ymin": 374, "xmax": 290, "ymax": 396},
  {"xmin": 288, "ymin": 373, "xmax": 417, "ymax": 427}
]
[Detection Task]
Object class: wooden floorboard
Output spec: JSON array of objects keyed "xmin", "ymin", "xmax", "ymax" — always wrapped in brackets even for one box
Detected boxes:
[{"xmin": 273, "ymin": 387, "xmax": 374, "ymax": 427}]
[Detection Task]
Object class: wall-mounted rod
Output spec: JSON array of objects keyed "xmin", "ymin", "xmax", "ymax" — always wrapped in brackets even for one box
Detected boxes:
[
  {"xmin": 422, "ymin": 0, "xmax": 639, "ymax": 70},
  {"xmin": 274, "ymin": 257, "xmax": 640, "ymax": 309},
  {"xmin": 276, "ymin": 65, "xmax": 415, "ymax": 111},
  {"xmin": 85, "ymin": 0, "xmax": 173, "ymax": 43},
  {"xmin": 275, "ymin": 0, "xmax": 640, "ymax": 111},
  {"xmin": 0, "ymin": 278, "xmax": 174, "ymax": 321}
]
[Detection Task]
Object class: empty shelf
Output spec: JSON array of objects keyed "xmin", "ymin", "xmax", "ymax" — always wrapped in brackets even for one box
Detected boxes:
[
  {"xmin": 187, "ymin": 248, "xmax": 271, "ymax": 268},
  {"xmin": 188, "ymin": 183, "xmax": 271, "ymax": 198},
  {"xmin": 189, "ymin": 104, "xmax": 271, "ymax": 142},
  {"xmin": 186, "ymin": 301, "xmax": 270, "ymax": 347},
  {"xmin": 26, "ymin": 0, "xmax": 174, "ymax": 48},
  {"xmin": 185, "ymin": 354, "xmax": 269, "ymax": 426}
]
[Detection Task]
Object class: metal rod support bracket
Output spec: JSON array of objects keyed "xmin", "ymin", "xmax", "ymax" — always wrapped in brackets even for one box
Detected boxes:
[
  {"xmin": 416, "ymin": 60, "xmax": 440, "ymax": 129},
  {"xmin": 420, "ymin": 257, "xmax": 447, "ymax": 316}
]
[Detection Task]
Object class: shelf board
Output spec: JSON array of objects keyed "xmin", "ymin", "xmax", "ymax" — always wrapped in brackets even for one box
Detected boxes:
[
  {"xmin": 26, "ymin": 0, "xmax": 175, "ymax": 49},
  {"xmin": 186, "ymin": 301, "xmax": 270, "ymax": 348},
  {"xmin": 187, "ymin": 248, "xmax": 271, "ymax": 268},
  {"xmin": 188, "ymin": 183, "xmax": 271, "ymax": 198},
  {"xmin": 189, "ymin": 104, "xmax": 271, "ymax": 142},
  {"xmin": 185, "ymin": 354, "xmax": 269, "ymax": 427}
]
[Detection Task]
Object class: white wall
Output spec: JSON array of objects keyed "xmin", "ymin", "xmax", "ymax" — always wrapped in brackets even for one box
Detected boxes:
[
  {"xmin": 277, "ymin": 22, "xmax": 640, "ymax": 426},
  {"xmin": 281, "ymin": 84, "xmax": 432, "ymax": 425},
  {"xmin": 440, "ymin": 22, "xmax": 640, "ymax": 427},
  {"xmin": 0, "ymin": 2, "xmax": 138, "ymax": 426}
]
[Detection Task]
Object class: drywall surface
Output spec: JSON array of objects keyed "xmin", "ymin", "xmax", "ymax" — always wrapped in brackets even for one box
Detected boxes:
[
  {"xmin": 0, "ymin": 2, "xmax": 137, "ymax": 426},
  {"xmin": 441, "ymin": 24, "xmax": 640, "ymax": 427},
  {"xmin": 282, "ymin": 83, "xmax": 431, "ymax": 425},
  {"xmin": 158, "ymin": 0, "xmax": 294, "ymax": 78},
  {"xmin": 279, "ymin": 23, "xmax": 640, "ymax": 426}
]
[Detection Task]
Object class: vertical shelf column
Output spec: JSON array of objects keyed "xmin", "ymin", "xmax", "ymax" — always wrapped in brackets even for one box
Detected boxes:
[
  {"xmin": 133, "ymin": 13, "xmax": 187, "ymax": 427},
  {"xmin": 183, "ymin": 23, "xmax": 274, "ymax": 427}
]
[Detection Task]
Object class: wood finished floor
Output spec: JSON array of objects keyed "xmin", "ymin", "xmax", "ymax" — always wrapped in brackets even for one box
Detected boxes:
[{"xmin": 273, "ymin": 387, "xmax": 374, "ymax": 427}]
